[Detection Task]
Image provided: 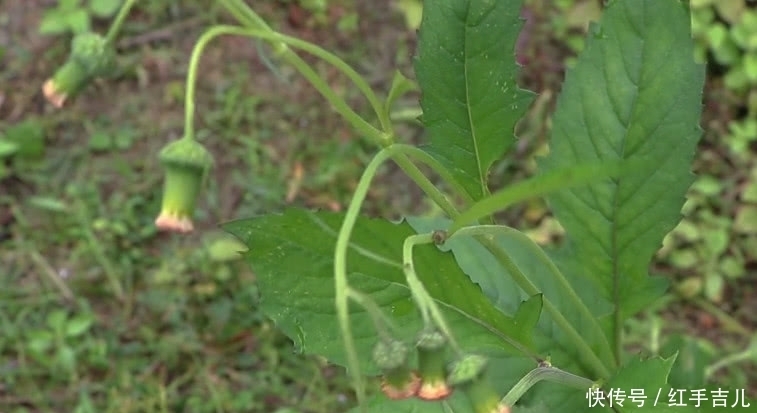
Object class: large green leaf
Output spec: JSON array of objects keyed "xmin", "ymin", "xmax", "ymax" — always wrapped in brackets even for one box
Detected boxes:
[
  {"xmin": 414, "ymin": 0, "xmax": 534, "ymax": 200},
  {"xmin": 539, "ymin": 0, "xmax": 705, "ymax": 344},
  {"xmin": 223, "ymin": 209, "xmax": 541, "ymax": 374}
]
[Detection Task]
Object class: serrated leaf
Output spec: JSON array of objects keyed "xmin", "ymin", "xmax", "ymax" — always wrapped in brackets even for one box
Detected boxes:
[
  {"xmin": 538, "ymin": 0, "xmax": 705, "ymax": 348},
  {"xmin": 414, "ymin": 0, "xmax": 535, "ymax": 200},
  {"xmin": 408, "ymin": 217, "xmax": 614, "ymax": 379},
  {"xmin": 224, "ymin": 209, "xmax": 540, "ymax": 374}
]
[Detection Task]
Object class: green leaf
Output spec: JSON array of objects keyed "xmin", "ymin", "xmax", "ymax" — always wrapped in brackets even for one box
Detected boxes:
[
  {"xmin": 383, "ymin": 71, "xmax": 417, "ymax": 118},
  {"xmin": 224, "ymin": 209, "xmax": 540, "ymax": 373},
  {"xmin": 89, "ymin": 0, "xmax": 122, "ymax": 18},
  {"xmin": 39, "ymin": 10, "xmax": 73, "ymax": 35},
  {"xmin": 0, "ymin": 139, "xmax": 19, "ymax": 158},
  {"xmin": 414, "ymin": 0, "xmax": 534, "ymax": 201},
  {"xmin": 450, "ymin": 161, "xmax": 623, "ymax": 232},
  {"xmin": 3, "ymin": 119, "xmax": 46, "ymax": 159},
  {"xmin": 408, "ymin": 217, "xmax": 614, "ymax": 379},
  {"xmin": 538, "ymin": 0, "xmax": 705, "ymax": 342},
  {"xmin": 601, "ymin": 356, "xmax": 711, "ymax": 412},
  {"xmin": 65, "ymin": 315, "xmax": 94, "ymax": 337},
  {"xmin": 66, "ymin": 9, "xmax": 91, "ymax": 34}
]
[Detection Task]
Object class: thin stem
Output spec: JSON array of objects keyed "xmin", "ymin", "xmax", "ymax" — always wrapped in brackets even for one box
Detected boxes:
[
  {"xmin": 501, "ymin": 365, "xmax": 594, "ymax": 406},
  {"xmin": 244, "ymin": 29, "xmax": 389, "ymax": 135},
  {"xmin": 219, "ymin": 0, "xmax": 270, "ymax": 29},
  {"xmin": 183, "ymin": 25, "xmax": 386, "ymax": 146},
  {"xmin": 402, "ymin": 234, "xmax": 462, "ymax": 353},
  {"xmin": 684, "ymin": 294, "xmax": 752, "ymax": 338},
  {"xmin": 334, "ymin": 146, "xmax": 398, "ymax": 411},
  {"xmin": 392, "ymin": 154, "xmax": 460, "ymax": 218},
  {"xmin": 706, "ymin": 345, "xmax": 757, "ymax": 379},
  {"xmin": 392, "ymin": 144, "xmax": 473, "ymax": 205},
  {"xmin": 105, "ymin": 0, "xmax": 140, "ymax": 45},
  {"xmin": 218, "ymin": 0, "xmax": 391, "ymax": 140},
  {"xmin": 183, "ymin": 26, "xmax": 234, "ymax": 139}
]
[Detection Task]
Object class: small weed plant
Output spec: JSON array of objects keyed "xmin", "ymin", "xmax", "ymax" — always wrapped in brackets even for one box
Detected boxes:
[{"xmin": 41, "ymin": 0, "xmax": 753, "ymax": 411}]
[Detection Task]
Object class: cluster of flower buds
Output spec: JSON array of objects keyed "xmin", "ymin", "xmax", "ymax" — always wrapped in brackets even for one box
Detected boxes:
[
  {"xmin": 42, "ymin": 32, "xmax": 117, "ymax": 108},
  {"xmin": 154, "ymin": 138, "xmax": 213, "ymax": 233},
  {"xmin": 373, "ymin": 329, "xmax": 510, "ymax": 413}
]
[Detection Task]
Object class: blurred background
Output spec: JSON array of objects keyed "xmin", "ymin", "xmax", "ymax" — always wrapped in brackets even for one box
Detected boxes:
[{"xmin": 0, "ymin": 0, "xmax": 755, "ymax": 412}]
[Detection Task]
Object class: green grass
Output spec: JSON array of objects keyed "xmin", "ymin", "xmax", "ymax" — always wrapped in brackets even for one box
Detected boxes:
[
  {"xmin": 0, "ymin": 1, "xmax": 378, "ymax": 412},
  {"xmin": 1, "ymin": 1, "xmax": 755, "ymax": 412}
]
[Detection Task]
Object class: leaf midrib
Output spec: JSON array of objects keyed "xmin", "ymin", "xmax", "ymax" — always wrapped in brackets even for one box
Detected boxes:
[{"xmin": 463, "ymin": 3, "xmax": 486, "ymax": 198}]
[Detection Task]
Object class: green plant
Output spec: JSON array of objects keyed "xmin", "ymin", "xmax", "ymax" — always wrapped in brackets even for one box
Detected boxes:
[
  {"xmin": 40, "ymin": 0, "xmax": 125, "ymax": 35},
  {"xmin": 690, "ymin": 0, "xmax": 757, "ymax": 160},
  {"xmin": 41, "ymin": 0, "xmax": 755, "ymax": 411},
  {"xmin": 24, "ymin": 306, "xmax": 97, "ymax": 379}
]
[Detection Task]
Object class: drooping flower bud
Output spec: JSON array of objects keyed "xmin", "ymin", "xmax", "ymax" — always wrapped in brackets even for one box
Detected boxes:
[
  {"xmin": 154, "ymin": 138, "xmax": 213, "ymax": 233},
  {"xmin": 372, "ymin": 338, "xmax": 420, "ymax": 400},
  {"xmin": 43, "ymin": 32, "xmax": 117, "ymax": 107},
  {"xmin": 415, "ymin": 328, "xmax": 451, "ymax": 400},
  {"xmin": 448, "ymin": 354, "xmax": 510, "ymax": 413}
]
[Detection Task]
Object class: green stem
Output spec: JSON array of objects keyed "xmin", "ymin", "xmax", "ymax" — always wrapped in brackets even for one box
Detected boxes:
[
  {"xmin": 402, "ymin": 234, "xmax": 463, "ymax": 353},
  {"xmin": 218, "ymin": 0, "xmax": 392, "ymax": 140},
  {"xmin": 334, "ymin": 146, "xmax": 398, "ymax": 412},
  {"xmin": 183, "ymin": 26, "xmax": 227, "ymax": 140},
  {"xmin": 182, "ymin": 25, "xmax": 386, "ymax": 146},
  {"xmin": 392, "ymin": 154, "xmax": 460, "ymax": 217},
  {"xmin": 501, "ymin": 365, "xmax": 594, "ymax": 406},
  {"xmin": 219, "ymin": 0, "xmax": 270, "ymax": 29},
  {"xmin": 104, "ymin": 0, "xmax": 140, "ymax": 45},
  {"xmin": 449, "ymin": 225, "xmax": 613, "ymax": 378},
  {"xmin": 391, "ymin": 144, "xmax": 473, "ymax": 205},
  {"xmin": 705, "ymin": 344, "xmax": 757, "ymax": 379},
  {"xmin": 684, "ymin": 295, "xmax": 752, "ymax": 338}
]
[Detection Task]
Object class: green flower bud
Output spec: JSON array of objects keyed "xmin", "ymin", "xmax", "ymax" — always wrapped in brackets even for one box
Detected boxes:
[
  {"xmin": 415, "ymin": 328, "xmax": 451, "ymax": 400},
  {"xmin": 448, "ymin": 354, "xmax": 509, "ymax": 413},
  {"xmin": 42, "ymin": 32, "xmax": 116, "ymax": 107},
  {"xmin": 154, "ymin": 138, "xmax": 213, "ymax": 233},
  {"xmin": 372, "ymin": 339, "xmax": 420, "ymax": 400}
]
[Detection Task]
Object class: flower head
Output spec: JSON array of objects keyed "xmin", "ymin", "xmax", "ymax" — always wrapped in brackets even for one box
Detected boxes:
[
  {"xmin": 42, "ymin": 32, "xmax": 116, "ymax": 107},
  {"xmin": 372, "ymin": 339, "xmax": 420, "ymax": 400},
  {"xmin": 155, "ymin": 138, "xmax": 213, "ymax": 233},
  {"xmin": 415, "ymin": 328, "xmax": 452, "ymax": 400}
]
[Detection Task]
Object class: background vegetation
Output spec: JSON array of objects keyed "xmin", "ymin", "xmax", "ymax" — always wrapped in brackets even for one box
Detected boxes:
[{"xmin": 0, "ymin": 1, "xmax": 754, "ymax": 412}]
